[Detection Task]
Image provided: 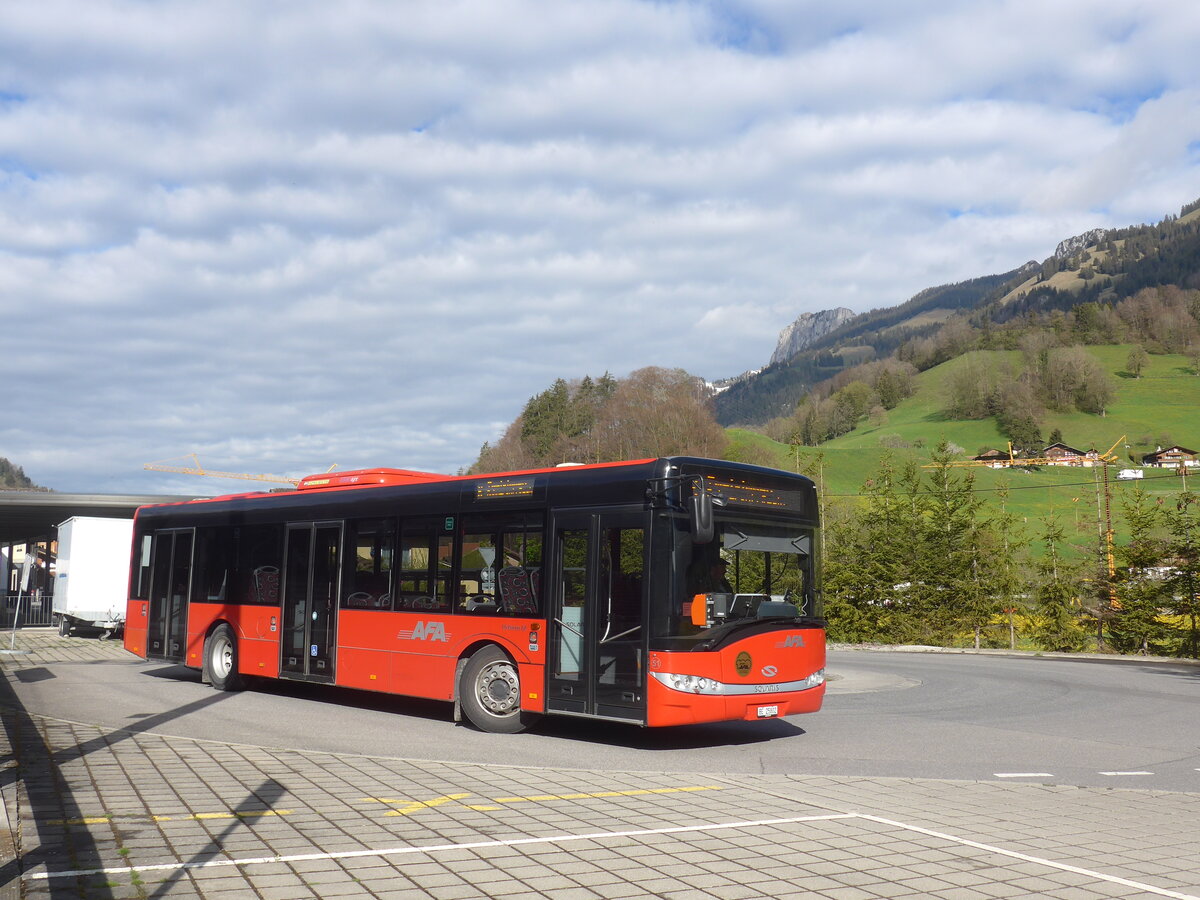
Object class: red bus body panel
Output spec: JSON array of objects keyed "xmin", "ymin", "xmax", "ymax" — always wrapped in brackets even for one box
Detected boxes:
[
  {"xmin": 124, "ymin": 598, "xmax": 148, "ymax": 658},
  {"xmin": 186, "ymin": 604, "xmax": 281, "ymax": 678},
  {"xmin": 646, "ymin": 627, "xmax": 826, "ymax": 727}
]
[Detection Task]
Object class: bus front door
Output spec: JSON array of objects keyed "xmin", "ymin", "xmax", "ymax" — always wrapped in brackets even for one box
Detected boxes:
[
  {"xmin": 147, "ymin": 529, "xmax": 193, "ymax": 663},
  {"xmin": 547, "ymin": 510, "xmax": 646, "ymax": 723},
  {"xmin": 280, "ymin": 522, "xmax": 341, "ymax": 683}
]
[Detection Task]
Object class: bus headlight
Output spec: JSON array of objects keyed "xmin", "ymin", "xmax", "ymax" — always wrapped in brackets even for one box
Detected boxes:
[
  {"xmin": 798, "ymin": 668, "xmax": 825, "ymax": 690},
  {"xmin": 651, "ymin": 669, "xmax": 826, "ymax": 696},
  {"xmin": 658, "ymin": 673, "xmax": 721, "ymax": 694}
]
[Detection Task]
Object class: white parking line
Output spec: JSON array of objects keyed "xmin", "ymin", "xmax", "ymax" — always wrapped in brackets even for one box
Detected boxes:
[
  {"xmin": 994, "ymin": 772, "xmax": 1054, "ymax": 778},
  {"xmin": 859, "ymin": 814, "xmax": 1200, "ymax": 900},
  {"xmin": 30, "ymin": 813, "xmax": 856, "ymax": 880},
  {"xmin": 30, "ymin": 811, "xmax": 1200, "ymax": 900},
  {"xmin": 1099, "ymin": 771, "xmax": 1154, "ymax": 776}
]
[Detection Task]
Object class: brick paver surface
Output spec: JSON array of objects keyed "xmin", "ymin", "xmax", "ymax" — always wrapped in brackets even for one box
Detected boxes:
[{"xmin": 2, "ymin": 630, "xmax": 1198, "ymax": 899}]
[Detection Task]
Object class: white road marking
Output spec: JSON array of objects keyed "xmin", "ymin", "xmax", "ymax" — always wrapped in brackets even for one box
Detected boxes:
[
  {"xmin": 858, "ymin": 814, "xmax": 1200, "ymax": 900},
  {"xmin": 30, "ymin": 811, "xmax": 1200, "ymax": 900},
  {"xmin": 1099, "ymin": 771, "xmax": 1153, "ymax": 776},
  {"xmin": 30, "ymin": 813, "xmax": 856, "ymax": 880},
  {"xmin": 993, "ymin": 772, "xmax": 1054, "ymax": 778}
]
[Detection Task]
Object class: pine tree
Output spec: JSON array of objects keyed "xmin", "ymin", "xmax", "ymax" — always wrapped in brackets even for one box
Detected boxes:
[
  {"xmin": 1110, "ymin": 486, "xmax": 1167, "ymax": 654},
  {"xmin": 1032, "ymin": 512, "xmax": 1086, "ymax": 651},
  {"xmin": 520, "ymin": 379, "xmax": 574, "ymax": 462},
  {"xmin": 1163, "ymin": 491, "xmax": 1200, "ymax": 658},
  {"xmin": 916, "ymin": 440, "xmax": 989, "ymax": 645},
  {"xmin": 989, "ymin": 484, "xmax": 1028, "ymax": 649},
  {"xmin": 823, "ymin": 452, "xmax": 907, "ymax": 641}
]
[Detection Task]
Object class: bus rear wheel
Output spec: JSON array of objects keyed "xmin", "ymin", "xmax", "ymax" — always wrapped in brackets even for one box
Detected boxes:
[
  {"xmin": 459, "ymin": 646, "xmax": 535, "ymax": 734},
  {"xmin": 205, "ymin": 624, "xmax": 245, "ymax": 692}
]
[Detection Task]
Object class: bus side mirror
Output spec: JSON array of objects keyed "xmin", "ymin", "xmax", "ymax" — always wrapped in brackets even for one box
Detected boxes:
[{"xmin": 689, "ymin": 486, "xmax": 714, "ymax": 544}]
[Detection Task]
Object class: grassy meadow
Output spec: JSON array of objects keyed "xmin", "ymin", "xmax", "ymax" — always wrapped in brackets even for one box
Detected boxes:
[{"xmin": 724, "ymin": 345, "xmax": 1200, "ymax": 557}]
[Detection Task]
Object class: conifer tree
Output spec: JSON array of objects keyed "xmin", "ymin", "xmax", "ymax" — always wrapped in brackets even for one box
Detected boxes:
[
  {"xmin": 1110, "ymin": 485, "xmax": 1167, "ymax": 654},
  {"xmin": 1032, "ymin": 512, "xmax": 1086, "ymax": 651},
  {"xmin": 913, "ymin": 440, "xmax": 988, "ymax": 644},
  {"xmin": 1164, "ymin": 491, "xmax": 1200, "ymax": 658},
  {"xmin": 989, "ymin": 484, "xmax": 1027, "ymax": 649}
]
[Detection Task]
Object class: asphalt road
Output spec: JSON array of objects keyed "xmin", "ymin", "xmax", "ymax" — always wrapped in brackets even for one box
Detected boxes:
[{"xmin": 13, "ymin": 646, "xmax": 1200, "ymax": 791}]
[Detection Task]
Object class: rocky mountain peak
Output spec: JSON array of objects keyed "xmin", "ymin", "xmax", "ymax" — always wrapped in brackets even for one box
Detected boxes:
[
  {"xmin": 769, "ymin": 307, "xmax": 855, "ymax": 366},
  {"xmin": 1054, "ymin": 228, "xmax": 1107, "ymax": 260}
]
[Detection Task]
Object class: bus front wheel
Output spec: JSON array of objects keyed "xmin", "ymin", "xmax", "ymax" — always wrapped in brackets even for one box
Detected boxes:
[
  {"xmin": 459, "ymin": 646, "xmax": 535, "ymax": 734},
  {"xmin": 205, "ymin": 624, "xmax": 245, "ymax": 692}
]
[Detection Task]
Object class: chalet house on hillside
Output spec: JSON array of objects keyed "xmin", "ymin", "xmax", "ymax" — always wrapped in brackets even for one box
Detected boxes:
[
  {"xmin": 972, "ymin": 449, "xmax": 1010, "ymax": 468},
  {"xmin": 1142, "ymin": 445, "xmax": 1199, "ymax": 468},
  {"xmin": 1042, "ymin": 443, "xmax": 1102, "ymax": 467}
]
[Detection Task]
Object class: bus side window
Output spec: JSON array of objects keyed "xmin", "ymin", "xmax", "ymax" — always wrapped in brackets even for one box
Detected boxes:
[
  {"xmin": 457, "ymin": 529, "xmax": 498, "ymax": 613},
  {"xmin": 192, "ymin": 526, "xmax": 233, "ymax": 604},
  {"xmin": 455, "ymin": 514, "xmax": 545, "ymax": 616},
  {"xmin": 500, "ymin": 525, "xmax": 543, "ymax": 616},
  {"xmin": 344, "ymin": 518, "xmax": 395, "ymax": 610},
  {"xmin": 237, "ymin": 525, "xmax": 283, "ymax": 605},
  {"xmin": 396, "ymin": 520, "xmax": 452, "ymax": 613},
  {"xmin": 132, "ymin": 531, "xmax": 153, "ymax": 600}
]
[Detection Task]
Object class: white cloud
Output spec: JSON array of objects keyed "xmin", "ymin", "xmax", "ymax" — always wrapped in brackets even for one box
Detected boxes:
[{"xmin": 2, "ymin": 0, "xmax": 1200, "ymax": 492}]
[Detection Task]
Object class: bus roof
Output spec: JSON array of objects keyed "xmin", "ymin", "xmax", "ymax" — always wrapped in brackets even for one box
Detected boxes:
[{"xmin": 134, "ymin": 457, "xmax": 815, "ymax": 519}]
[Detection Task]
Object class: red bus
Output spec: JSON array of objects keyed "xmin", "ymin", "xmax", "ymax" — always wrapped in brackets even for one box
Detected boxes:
[{"xmin": 124, "ymin": 457, "xmax": 825, "ymax": 733}]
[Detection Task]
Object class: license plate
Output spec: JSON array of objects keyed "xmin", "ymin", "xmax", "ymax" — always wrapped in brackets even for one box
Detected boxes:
[{"xmin": 757, "ymin": 705, "xmax": 779, "ymax": 718}]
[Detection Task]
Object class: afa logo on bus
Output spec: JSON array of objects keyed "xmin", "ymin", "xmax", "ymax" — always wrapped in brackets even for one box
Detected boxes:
[{"xmin": 398, "ymin": 622, "xmax": 451, "ymax": 642}]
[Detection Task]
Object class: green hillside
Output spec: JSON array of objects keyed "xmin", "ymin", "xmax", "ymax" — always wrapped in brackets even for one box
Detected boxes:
[{"xmin": 725, "ymin": 345, "xmax": 1200, "ymax": 553}]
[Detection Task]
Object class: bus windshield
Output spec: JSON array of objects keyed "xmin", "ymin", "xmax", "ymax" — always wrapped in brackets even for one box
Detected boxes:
[{"xmin": 653, "ymin": 517, "xmax": 820, "ymax": 649}]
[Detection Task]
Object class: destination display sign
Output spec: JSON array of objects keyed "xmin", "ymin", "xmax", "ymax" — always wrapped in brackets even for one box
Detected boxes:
[
  {"xmin": 703, "ymin": 476, "xmax": 793, "ymax": 509},
  {"xmin": 474, "ymin": 477, "xmax": 546, "ymax": 501}
]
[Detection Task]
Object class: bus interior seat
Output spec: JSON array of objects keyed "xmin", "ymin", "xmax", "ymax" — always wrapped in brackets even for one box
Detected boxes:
[
  {"xmin": 498, "ymin": 567, "xmax": 538, "ymax": 615},
  {"xmin": 253, "ymin": 566, "xmax": 280, "ymax": 604}
]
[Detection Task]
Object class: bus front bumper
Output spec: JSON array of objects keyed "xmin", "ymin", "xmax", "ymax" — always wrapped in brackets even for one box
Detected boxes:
[{"xmin": 646, "ymin": 669, "xmax": 826, "ymax": 726}]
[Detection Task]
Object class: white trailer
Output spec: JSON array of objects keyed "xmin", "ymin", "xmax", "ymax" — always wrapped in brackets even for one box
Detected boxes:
[{"xmin": 53, "ymin": 516, "xmax": 133, "ymax": 637}]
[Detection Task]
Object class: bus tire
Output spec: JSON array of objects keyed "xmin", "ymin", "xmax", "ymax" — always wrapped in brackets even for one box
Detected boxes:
[
  {"xmin": 57, "ymin": 616, "xmax": 71, "ymax": 637},
  {"xmin": 205, "ymin": 624, "xmax": 245, "ymax": 692},
  {"xmin": 459, "ymin": 646, "xmax": 535, "ymax": 734}
]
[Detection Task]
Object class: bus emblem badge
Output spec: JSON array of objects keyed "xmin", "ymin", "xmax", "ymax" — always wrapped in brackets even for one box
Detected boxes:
[
  {"xmin": 399, "ymin": 621, "xmax": 450, "ymax": 642},
  {"xmin": 735, "ymin": 652, "xmax": 752, "ymax": 677}
]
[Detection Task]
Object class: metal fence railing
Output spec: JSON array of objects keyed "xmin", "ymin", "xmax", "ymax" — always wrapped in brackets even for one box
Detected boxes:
[{"xmin": 2, "ymin": 593, "xmax": 54, "ymax": 629}]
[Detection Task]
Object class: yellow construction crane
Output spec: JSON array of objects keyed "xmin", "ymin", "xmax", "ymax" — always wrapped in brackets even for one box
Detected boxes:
[
  {"xmin": 924, "ymin": 436, "xmax": 1127, "ymax": 469},
  {"xmin": 143, "ymin": 454, "xmax": 313, "ymax": 486}
]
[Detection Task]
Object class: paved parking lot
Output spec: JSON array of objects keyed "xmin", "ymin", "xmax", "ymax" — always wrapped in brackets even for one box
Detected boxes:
[{"xmin": 2, "ymin": 630, "xmax": 1199, "ymax": 899}]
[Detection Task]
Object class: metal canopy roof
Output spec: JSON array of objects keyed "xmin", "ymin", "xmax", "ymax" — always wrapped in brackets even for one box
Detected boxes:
[{"xmin": 0, "ymin": 491, "xmax": 201, "ymax": 545}]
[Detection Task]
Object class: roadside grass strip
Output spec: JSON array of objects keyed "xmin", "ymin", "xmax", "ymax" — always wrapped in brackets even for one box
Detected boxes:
[{"xmin": 29, "ymin": 811, "xmax": 1200, "ymax": 899}]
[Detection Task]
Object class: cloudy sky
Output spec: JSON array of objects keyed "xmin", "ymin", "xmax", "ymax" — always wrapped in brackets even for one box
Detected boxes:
[{"xmin": 3, "ymin": 0, "xmax": 1199, "ymax": 494}]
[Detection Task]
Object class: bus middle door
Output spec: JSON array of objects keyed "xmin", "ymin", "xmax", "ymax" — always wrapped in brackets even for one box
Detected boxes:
[
  {"xmin": 547, "ymin": 510, "xmax": 646, "ymax": 723},
  {"xmin": 280, "ymin": 522, "xmax": 341, "ymax": 683},
  {"xmin": 146, "ymin": 528, "xmax": 193, "ymax": 663}
]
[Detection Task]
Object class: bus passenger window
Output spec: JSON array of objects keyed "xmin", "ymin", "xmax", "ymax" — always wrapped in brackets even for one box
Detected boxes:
[
  {"xmin": 237, "ymin": 525, "xmax": 283, "ymax": 605},
  {"xmin": 458, "ymin": 531, "xmax": 498, "ymax": 613},
  {"xmin": 344, "ymin": 518, "xmax": 395, "ymax": 609},
  {"xmin": 395, "ymin": 520, "xmax": 452, "ymax": 613},
  {"xmin": 500, "ymin": 527, "xmax": 543, "ymax": 616},
  {"xmin": 192, "ymin": 527, "xmax": 234, "ymax": 604},
  {"xmin": 455, "ymin": 515, "xmax": 544, "ymax": 616}
]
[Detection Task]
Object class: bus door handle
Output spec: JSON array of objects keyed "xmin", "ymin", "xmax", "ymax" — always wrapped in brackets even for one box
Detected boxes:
[{"xmin": 554, "ymin": 618, "xmax": 583, "ymax": 638}]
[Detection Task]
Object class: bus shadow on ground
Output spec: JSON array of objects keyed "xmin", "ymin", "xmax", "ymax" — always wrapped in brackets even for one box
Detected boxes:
[
  {"xmin": 529, "ymin": 715, "xmax": 805, "ymax": 751},
  {"xmin": 136, "ymin": 664, "xmax": 807, "ymax": 751}
]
